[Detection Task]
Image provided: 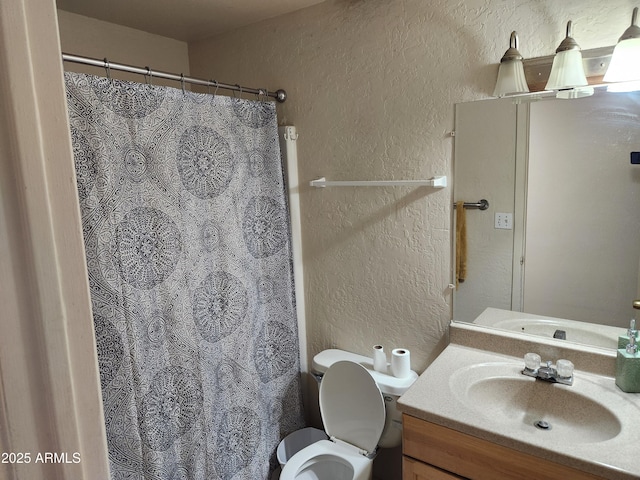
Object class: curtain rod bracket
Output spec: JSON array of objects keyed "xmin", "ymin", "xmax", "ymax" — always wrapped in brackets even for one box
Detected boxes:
[{"xmin": 275, "ymin": 89, "xmax": 287, "ymax": 103}]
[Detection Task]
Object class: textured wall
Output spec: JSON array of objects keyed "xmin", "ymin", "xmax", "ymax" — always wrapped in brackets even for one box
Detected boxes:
[{"xmin": 188, "ymin": 0, "xmax": 635, "ymax": 375}]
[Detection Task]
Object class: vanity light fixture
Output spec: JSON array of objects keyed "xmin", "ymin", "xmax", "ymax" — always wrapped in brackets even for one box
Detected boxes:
[
  {"xmin": 493, "ymin": 31, "xmax": 530, "ymax": 97},
  {"xmin": 604, "ymin": 7, "xmax": 640, "ymax": 92},
  {"xmin": 545, "ymin": 21, "xmax": 593, "ymax": 98}
]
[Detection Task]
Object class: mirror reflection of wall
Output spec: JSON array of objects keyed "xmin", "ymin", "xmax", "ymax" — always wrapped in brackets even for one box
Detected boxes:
[
  {"xmin": 453, "ymin": 89, "xmax": 640, "ymax": 333},
  {"xmin": 525, "ymin": 91, "xmax": 640, "ymax": 326},
  {"xmin": 452, "ymin": 98, "xmax": 520, "ymax": 323}
]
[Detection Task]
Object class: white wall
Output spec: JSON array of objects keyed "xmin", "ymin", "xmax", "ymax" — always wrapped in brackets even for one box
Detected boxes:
[
  {"xmin": 57, "ymin": 10, "xmax": 189, "ymax": 85},
  {"xmin": 188, "ymin": 0, "xmax": 636, "ymax": 375}
]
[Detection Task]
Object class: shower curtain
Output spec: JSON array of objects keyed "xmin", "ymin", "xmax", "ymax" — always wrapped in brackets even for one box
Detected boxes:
[{"xmin": 65, "ymin": 72, "xmax": 304, "ymax": 480}]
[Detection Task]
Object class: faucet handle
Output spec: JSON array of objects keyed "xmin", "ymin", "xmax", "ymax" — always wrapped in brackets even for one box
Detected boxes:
[
  {"xmin": 556, "ymin": 359, "xmax": 574, "ymax": 378},
  {"xmin": 524, "ymin": 353, "xmax": 541, "ymax": 372}
]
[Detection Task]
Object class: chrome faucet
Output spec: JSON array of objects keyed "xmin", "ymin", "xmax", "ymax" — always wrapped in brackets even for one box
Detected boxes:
[
  {"xmin": 553, "ymin": 329, "xmax": 566, "ymax": 340},
  {"xmin": 522, "ymin": 354, "xmax": 574, "ymax": 386}
]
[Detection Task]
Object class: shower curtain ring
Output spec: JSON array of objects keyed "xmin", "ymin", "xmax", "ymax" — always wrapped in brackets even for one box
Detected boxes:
[
  {"xmin": 208, "ymin": 80, "xmax": 219, "ymax": 97},
  {"xmin": 104, "ymin": 58, "xmax": 111, "ymax": 80},
  {"xmin": 180, "ymin": 74, "xmax": 185, "ymax": 94},
  {"xmin": 145, "ymin": 66, "xmax": 152, "ymax": 85}
]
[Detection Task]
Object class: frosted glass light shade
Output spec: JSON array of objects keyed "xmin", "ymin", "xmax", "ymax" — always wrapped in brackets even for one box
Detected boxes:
[
  {"xmin": 604, "ymin": 38, "xmax": 640, "ymax": 83},
  {"xmin": 493, "ymin": 31, "xmax": 529, "ymax": 97},
  {"xmin": 545, "ymin": 49, "xmax": 588, "ymax": 90},
  {"xmin": 493, "ymin": 60, "xmax": 529, "ymax": 97},
  {"xmin": 604, "ymin": 7, "xmax": 640, "ymax": 86}
]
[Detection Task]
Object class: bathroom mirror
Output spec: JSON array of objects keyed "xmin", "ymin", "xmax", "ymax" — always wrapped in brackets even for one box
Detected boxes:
[{"xmin": 452, "ymin": 88, "xmax": 640, "ymax": 350}]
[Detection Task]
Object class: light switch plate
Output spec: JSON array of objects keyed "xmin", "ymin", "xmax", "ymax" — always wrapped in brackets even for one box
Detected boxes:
[{"xmin": 495, "ymin": 212, "xmax": 513, "ymax": 230}]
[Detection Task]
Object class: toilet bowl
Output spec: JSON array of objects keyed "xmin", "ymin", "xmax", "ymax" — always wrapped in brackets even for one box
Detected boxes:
[
  {"xmin": 280, "ymin": 360, "xmax": 387, "ymax": 480},
  {"xmin": 280, "ymin": 440, "xmax": 372, "ymax": 480},
  {"xmin": 278, "ymin": 349, "xmax": 418, "ymax": 480},
  {"xmin": 276, "ymin": 427, "xmax": 328, "ymax": 469}
]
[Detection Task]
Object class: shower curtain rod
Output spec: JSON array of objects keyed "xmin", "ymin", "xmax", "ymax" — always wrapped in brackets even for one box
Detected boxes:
[{"xmin": 61, "ymin": 52, "xmax": 287, "ymax": 103}]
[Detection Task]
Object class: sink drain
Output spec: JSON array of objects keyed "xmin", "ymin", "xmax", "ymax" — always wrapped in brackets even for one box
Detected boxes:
[{"xmin": 534, "ymin": 420, "xmax": 552, "ymax": 430}]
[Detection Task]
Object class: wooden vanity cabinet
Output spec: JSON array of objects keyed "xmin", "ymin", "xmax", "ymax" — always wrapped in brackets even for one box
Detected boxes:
[
  {"xmin": 403, "ymin": 455, "xmax": 464, "ymax": 479},
  {"xmin": 402, "ymin": 414, "xmax": 604, "ymax": 480}
]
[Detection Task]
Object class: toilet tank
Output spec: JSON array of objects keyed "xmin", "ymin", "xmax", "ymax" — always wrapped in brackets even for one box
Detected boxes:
[{"xmin": 311, "ymin": 349, "xmax": 418, "ymax": 448}]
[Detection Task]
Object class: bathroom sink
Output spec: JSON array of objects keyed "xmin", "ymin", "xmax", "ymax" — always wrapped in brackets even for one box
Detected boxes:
[
  {"xmin": 449, "ymin": 362, "xmax": 622, "ymax": 444},
  {"xmin": 487, "ymin": 318, "xmax": 618, "ymax": 348},
  {"xmin": 398, "ymin": 339, "xmax": 640, "ymax": 479},
  {"xmin": 472, "ymin": 307, "xmax": 624, "ymax": 348}
]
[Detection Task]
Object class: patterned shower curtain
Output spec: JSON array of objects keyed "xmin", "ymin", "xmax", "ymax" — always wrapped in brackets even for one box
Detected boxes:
[{"xmin": 65, "ymin": 72, "xmax": 305, "ymax": 480}]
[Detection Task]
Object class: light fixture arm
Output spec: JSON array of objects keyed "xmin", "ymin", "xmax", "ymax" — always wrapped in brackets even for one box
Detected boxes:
[
  {"xmin": 619, "ymin": 7, "xmax": 640, "ymax": 41},
  {"xmin": 500, "ymin": 31, "xmax": 524, "ymax": 62},
  {"xmin": 555, "ymin": 20, "xmax": 581, "ymax": 53}
]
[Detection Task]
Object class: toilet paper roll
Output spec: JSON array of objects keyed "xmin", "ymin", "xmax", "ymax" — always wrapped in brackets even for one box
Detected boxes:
[
  {"xmin": 372, "ymin": 345, "xmax": 387, "ymax": 373},
  {"xmin": 391, "ymin": 348, "xmax": 411, "ymax": 378}
]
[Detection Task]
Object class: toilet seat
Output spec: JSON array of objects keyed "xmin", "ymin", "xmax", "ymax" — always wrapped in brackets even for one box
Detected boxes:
[
  {"xmin": 280, "ymin": 361, "xmax": 386, "ymax": 480},
  {"xmin": 319, "ymin": 360, "xmax": 386, "ymax": 454}
]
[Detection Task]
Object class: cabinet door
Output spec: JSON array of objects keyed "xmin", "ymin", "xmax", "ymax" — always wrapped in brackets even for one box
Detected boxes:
[
  {"xmin": 403, "ymin": 414, "xmax": 604, "ymax": 480},
  {"xmin": 403, "ymin": 456, "xmax": 465, "ymax": 480}
]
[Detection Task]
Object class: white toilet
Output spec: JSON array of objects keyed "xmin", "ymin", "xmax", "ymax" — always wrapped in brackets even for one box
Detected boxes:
[{"xmin": 279, "ymin": 349, "xmax": 417, "ymax": 480}]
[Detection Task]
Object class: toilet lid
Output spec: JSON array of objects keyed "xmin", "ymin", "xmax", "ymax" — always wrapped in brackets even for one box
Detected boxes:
[{"xmin": 319, "ymin": 360, "xmax": 385, "ymax": 454}]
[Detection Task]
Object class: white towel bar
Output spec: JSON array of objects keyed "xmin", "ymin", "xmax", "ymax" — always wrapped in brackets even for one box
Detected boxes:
[{"xmin": 310, "ymin": 176, "xmax": 447, "ymax": 188}]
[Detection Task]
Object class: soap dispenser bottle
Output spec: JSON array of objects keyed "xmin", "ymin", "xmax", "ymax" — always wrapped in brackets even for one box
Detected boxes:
[
  {"xmin": 615, "ymin": 335, "xmax": 640, "ymax": 393},
  {"xmin": 617, "ymin": 300, "xmax": 640, "ymax": 349},
  {"xmin": 618, "ymin": 319, "xmax": 638, "ymax": 350}
]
